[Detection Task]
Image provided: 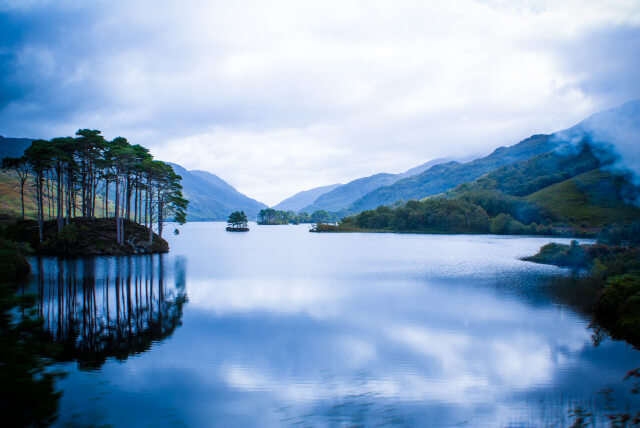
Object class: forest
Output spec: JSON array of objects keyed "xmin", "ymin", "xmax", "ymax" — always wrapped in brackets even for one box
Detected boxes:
[
  {"xmin": 339, "ymin": 199, "xmax": 497, "ymax": 233},
  {"xmin": 1, "ymin": 130, "xmax": 188, "ymax": 249}
]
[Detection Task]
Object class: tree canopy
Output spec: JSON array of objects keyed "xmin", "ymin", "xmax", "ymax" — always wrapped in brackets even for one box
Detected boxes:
[{"xmin": 227, "ymin": 211, "xmax": 248, "ymax": 229}]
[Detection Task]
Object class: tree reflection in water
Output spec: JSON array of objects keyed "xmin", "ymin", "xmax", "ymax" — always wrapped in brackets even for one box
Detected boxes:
[{"xmin": 30, "ymin": 254, "xmax": 186, "ymax": 370}]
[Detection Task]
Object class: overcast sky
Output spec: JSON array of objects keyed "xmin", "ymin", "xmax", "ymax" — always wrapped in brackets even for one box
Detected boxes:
[{"xmin": 1, "ymin": 0, "xmax": 639, "ymax": 205}]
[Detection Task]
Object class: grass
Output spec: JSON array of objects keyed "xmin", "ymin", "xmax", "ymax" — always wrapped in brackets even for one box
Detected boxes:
[
  {"xmin": 0, "ymin": 170, "xmax": 118, "ymax": 220},
  {"xmin": 527, "ymin": 169, "xmax": 640, "ymax": 227},
  {"xmin": 0, "ymin": 170, "xmax": 38, "ymax": 218}
]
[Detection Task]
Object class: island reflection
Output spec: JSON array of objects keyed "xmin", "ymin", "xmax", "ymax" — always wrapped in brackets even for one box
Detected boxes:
[{"xmin": 25, "ymin": 255, "xmax": 187, "ymax": 370}]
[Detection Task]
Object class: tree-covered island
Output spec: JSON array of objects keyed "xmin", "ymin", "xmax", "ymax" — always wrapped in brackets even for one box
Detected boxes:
[
  {"xmin": 226, "ymin": 211, "xmax": 249, "ymax": 231},
  {"xmin": 257, "ymin": 208, "xmax": 338, "ymax": 225},
  {"xmin": 1, "ymin": 129, "xmax": 188, "ymax": 256}
]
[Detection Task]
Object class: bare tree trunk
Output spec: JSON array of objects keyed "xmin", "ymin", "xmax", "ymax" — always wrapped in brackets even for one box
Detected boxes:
[
  {"xmin": 115, "ymin": 176, "xmax": 120, "ymax": 245},
  {"xmin": 72, "ymin": 186, "xmax": 77, "ymax": 218},
  {"xmin": 158, "ymin": 189, "xmax": 164, "ymax": 238},
  {"xmin": 67, "ymin": 175, "xmax": 72, "ymax": 223},
  {"xmin": 36, "ymin": 174, "xmax": 44, "ymax": 242},
  {"xmin": 134, "ymin": 182, "xmax": 138, "ymax": 224},
  {"xmin": 57, "ymin": 166, "xmax": 63, "ymax": 233},
  {"xmin": 121, "ymin": 186, "xmax": 126, "ymax": 245},
  {"xmin": 45, "ymin": 171, "xmax": 52, "ymax": 220},
  {"xmin": 92, "ymin": 168, "xmax": 98, "ymax": 219},
  {"xmin": 19, "ymin": 178, "xmax": 25, "ymax": 220},
  {"xmin": 148, "ymin": 191, "xmax": 154, "ymax": 244},
  {"xmin": 81, "ymin": 159, "xmax": 86, "ymax": 217},
  {"xmin": 105, "ymin": 180, "xmax": 109, "ymax": 218},
  {"xmin": 125, "ymin": 175, "xmax": 131, "ymax": 221}
]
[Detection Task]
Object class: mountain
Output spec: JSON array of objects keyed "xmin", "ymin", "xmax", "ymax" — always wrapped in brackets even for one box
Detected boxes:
[
  {"xmin": 397, "ymin": 157, "xmax": 455, "ymax": 178},
  {"xmin": 526, "ymin": 169, "xmax": 640, "ymax": 227},
  {"xmin": 301, "ymin": 172, "xmax": 401, "ymax": 213},
  {"xmin": 341, "ymin": 142, "xmax": 640, "ymax": 235},
  {"xmin": 0, "ymin": 137, "xmax": 34, "ymax": 159},
  {"xmin": 300, "ymin": 158, "xmax": 453, "ymax": 213},
  {"xmin": 341, "ymin": 134, "xmax": 555, "ymax": 215},
  {"xmin": 167, "ymin": 163, "xmax": 267, "ymax": 221},
  {"xmin": 273, "ymin": 183, "xmax": 342, "ymax": 212},
  {"xmin": 443, "ymin": 139, "xmax": 640, "ymax": 228},
  {"xmin": 343, "ymin": 101, "xmax": 640, "ymax": 216}
]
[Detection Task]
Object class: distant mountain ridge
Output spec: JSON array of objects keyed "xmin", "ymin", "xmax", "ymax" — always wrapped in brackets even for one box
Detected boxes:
[
  {"xmin": 342, "ymin": 101, "xmax": 640, "ymax": 216},
  {"xmin": 273, "ymin": 183, "xmax": 343, "ymax": 212},
  {"xmin": 0, "ymin": 136, "xmax": 34, "ymax": 159},
  {"xmin": 165, "ymin": 163, "xmax": 267, "ymax": 221},
  {"xmin": 342, "ymin": 134, "xmax": 556, "ymax": 215},
  {"xmin": 299, "ymin": 158, "xmax": 452, "ymax": 213},
  {"xmin": 302, "ymin": 172, "xmax": 400, "ymax": 213}
]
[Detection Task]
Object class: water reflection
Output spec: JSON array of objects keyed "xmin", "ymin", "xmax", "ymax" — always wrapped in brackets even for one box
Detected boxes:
[
  {"xmin": 27, "ymin": 255, "xmax": 186, "ymax": 370},
  {"xmin": 38, "ymin": 224, "xmax": 640, "ymax": 427}
]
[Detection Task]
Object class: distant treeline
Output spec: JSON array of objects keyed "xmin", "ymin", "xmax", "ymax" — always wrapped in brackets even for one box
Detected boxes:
[
  {"xmin": 340, "ymin": 199, "xmax": 505, "ymax": 233},
  {"xmin": 257, "ymin": 208, "xmax": 339, "ymax": 225},
  {"xmin": 1, "ymin": 129, "xmax": 188, "ymax": 245},
  {"xmin": 338, "ymin": 195, "xmax": 636, "ymax": 236}
]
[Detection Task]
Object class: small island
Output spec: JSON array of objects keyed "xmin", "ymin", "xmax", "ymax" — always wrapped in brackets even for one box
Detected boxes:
[
  {"xmin": 226, "ymin": 211, "xmax": 249, "ymax": 232},
  {"xmin": 257, "ymin": 208, "xmax": 338, "ymax": 225},
  {"xmin": 5, "ymin": 217, "xmax": 169, "ymax": 256},
  {"xmin": 1, "ymin": 129, "xmax": 188, "ymax": 256}
]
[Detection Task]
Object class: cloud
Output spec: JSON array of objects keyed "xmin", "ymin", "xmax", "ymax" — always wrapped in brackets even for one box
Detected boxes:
[{"xmin": 1, "ymin": 0, "xmax": 639, "ymax": 204}]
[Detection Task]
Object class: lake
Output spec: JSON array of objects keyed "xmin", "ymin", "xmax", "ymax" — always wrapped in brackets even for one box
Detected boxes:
[{"xmin": 23, "ymin": 222, "xmax": 640, "ymax": 427}]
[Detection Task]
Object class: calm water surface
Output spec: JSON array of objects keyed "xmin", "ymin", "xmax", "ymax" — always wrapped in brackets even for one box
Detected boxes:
[{"xmin": 25, "ymin": 222, "xmax": 640, "ymax": 427}]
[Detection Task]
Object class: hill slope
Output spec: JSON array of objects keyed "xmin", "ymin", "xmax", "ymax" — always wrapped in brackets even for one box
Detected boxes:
[
  {"xmin": 526, "ymin": 169, "xmax": 640, "ymax": 227},
  {"xmin": 338, "ymin": 145, "xmax": 640, "ymax": 235},
  {"xmin": 273, "ymin": 183, "xmax": 342, "ymax": 212},
  {"xmin": 168, "ymin": 163, "xmax": 267, "ymax": 221},
  {"xmin": 445, "ymin": 143, "xmax": 640, "ymax": 228}
]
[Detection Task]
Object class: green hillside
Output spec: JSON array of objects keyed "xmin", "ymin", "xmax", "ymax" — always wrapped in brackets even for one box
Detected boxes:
[
  {"xmin": 338, "ymin": 100, "xmax": 640, "ymax": 216},
  {"xmin": 336, "ymin": 142, "xmax": 640, "ymax": 236},
  {"xmin": 446, "ymin": 143, "xmax": 640, "ymax": 231},
  {"xmin": 0, "ymin": 170, "xmax": 38, "ymax": 218},
  {"xmin": 527, "ymin": 169, "xmax": 640, "ymax": 227}
]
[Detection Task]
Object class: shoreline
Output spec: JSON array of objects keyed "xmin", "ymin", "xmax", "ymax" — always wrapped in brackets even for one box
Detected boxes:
[
  {"xmin": 523, "ymin": 241, "xmax": 640, "ymax": 348},
  {"xmin": 309, "ymin": 223, "xmax": 597, "ymax": 238},
  {"xmin": 5, "ymin": 218, "xmax": 169, "ymax": 257}
]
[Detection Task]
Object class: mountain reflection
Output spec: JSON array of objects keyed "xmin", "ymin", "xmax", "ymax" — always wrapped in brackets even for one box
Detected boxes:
[{"xmin": 27, "ymin": 255, "xmax": 187, "ymax": 370}]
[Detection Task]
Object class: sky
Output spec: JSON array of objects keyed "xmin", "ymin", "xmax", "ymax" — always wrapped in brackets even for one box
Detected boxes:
[{"xmin": 1, "ymin": 0, "xmax": 640, "ymax": 206}]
